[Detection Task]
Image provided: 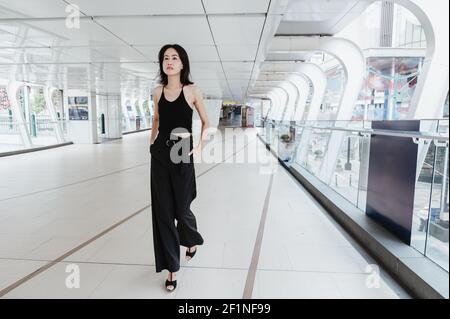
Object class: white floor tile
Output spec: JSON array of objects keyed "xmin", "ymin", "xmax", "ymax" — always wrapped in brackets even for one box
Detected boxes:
[
  {"xmin": 174, "ymin": 268, "xmax": 247, "ymax": 299},
  {"xmin": 331, "ymin": 273, "xmax": 405, "ymax": 299},
  {"xmin": 0, "ymin": 259, "xmax": 48, "ymax": 291},
  {"xmin": 3, "ymin": 261, "xmax": 114, "ymax": 299},
  {"xmin": 253, "ymin": 270, "xmax": 342, "ymax": 299},
  {"xmin": 89, "ymin": 265, "xmax": 181, "ymax": 299}
]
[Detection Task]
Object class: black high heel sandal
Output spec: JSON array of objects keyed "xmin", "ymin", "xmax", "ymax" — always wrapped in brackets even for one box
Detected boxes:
[
  {"xmin": 186, "ymin": 247, "xmax": 197, "ymax": 260},
  {"xmin": 165, "ymin": 273, "xmax": 177, "ymax": 292}
]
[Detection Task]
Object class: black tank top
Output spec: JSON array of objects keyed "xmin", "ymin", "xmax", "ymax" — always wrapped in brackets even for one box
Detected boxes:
[{"xmin": 157, "ymin": 85, "xmax": 193, "ymax": 136}]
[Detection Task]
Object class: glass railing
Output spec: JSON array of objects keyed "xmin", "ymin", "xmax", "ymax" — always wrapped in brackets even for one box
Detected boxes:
[
  {"xmin": 259, "ymin": 118, "xmax": 449, "ymax": 272},
  {"xmin": 0, "ymin": 116, "xmax": 69, "ymax": 153},
  {"xmin": 30, "ymin": 117, "xmax": 59, "ymax": 146},
  {"xmin": 121, "ymin": 115, "xmax": 152, "ymax": 134},
  {"xmin": 412, "ymin": 119, "xmax": 449, "ymax": 271},
  {"xmin": 0, "ymin": 118, "xmax": 26, "ymax": 153}
]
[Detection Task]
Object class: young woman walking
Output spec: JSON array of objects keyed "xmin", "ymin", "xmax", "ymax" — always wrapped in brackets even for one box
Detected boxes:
[{"xmin": 149, "ymin": 44, "xmax": 209, "ymax": 292}]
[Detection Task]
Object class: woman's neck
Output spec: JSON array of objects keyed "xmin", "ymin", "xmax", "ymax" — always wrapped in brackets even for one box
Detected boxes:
[{"xmin": 166, "ymin": 75, "xmax": 182, "ymax": 89}]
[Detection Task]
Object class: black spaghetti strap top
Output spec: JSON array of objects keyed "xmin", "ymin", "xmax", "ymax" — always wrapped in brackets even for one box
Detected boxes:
[{"xmin": 157, "ymin": 85, "xmax": 193, "ymax": 136}]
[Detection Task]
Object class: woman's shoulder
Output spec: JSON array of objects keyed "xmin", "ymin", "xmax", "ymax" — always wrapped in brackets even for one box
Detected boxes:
[
  {"xmin": 152, "ymin": 85, "xmax": 164, "ymax": 99},
  {"xmin": 184, "ymin": 84, "xmax": 202, "ymax": 95}
]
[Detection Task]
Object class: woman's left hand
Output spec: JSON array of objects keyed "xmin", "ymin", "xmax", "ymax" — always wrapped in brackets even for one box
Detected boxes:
[{"xmin": 188, "ymin": 144, "xmax": 202, "ymax": 156}]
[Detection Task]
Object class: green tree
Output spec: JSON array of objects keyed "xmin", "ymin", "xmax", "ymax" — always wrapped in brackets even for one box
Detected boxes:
[{"xmin": 33, "ymin": 89, "xmax": 46, "ymax": 114}]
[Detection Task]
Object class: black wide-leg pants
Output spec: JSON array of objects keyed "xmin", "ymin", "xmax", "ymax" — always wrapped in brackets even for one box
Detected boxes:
[{"xmin": 150, "ymin": 135, "xmax": 204, "ymax": 273}]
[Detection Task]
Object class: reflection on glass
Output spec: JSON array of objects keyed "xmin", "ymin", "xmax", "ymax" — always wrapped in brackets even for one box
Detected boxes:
[
  {"xmin": 305, "ymin": 129, "xmax": 331, "ymax": 177},
  {"xmin": 357, "ymin": 135, "xmax": 371, "ymax": 210},
  {"xmin": 52, "ymin": 90, "xmax": 67, "ymax": 136},
  {"xmin": 319, "ymin": 64, "xmax": 344, "ymax": 121},
  {"xmin": 412, "ymin": 141, "xmax": 437, "ymax": 254},
  {"xmin": 68, "ymin": 96, "xmax": 89, "ymax": 120},
  {"xmin": 277, "ymin": 123, "xmax": 298, "ymax": 165},
  {"xmin": 424, "ymin": 120, "xmax": 449, "ymax": 271},
  {"xmin": 328, "ymin": 134, "xmax": 362, "ymax": 206},
  {"xmin": 29, "ymin": 87, "xmax": 57, "ymax": 146},
  {"xmin": 354, "ymin": 57, "xmax": 423, "ymax": 121},
  {"xmin": 0, "ymin": 86, "xmax": 24, "ymax": 152},
  {"xmin": 262, "ymin": 107, "xmax": 448, "ymax": 271}
]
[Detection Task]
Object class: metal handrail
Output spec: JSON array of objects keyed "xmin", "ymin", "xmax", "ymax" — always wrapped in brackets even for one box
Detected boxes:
[
  {"xmin": 263, "ymin": 119, "xmax": 449, "ymax": 141},
  {"xmin": 294, "ymin": 124, "xmax": 449, "ymax": 141}
]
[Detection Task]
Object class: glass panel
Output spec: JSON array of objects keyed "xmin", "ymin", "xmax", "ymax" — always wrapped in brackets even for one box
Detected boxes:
[
  {"xmin": 124, "ymin": 100, "xmax": 136, "ymax": 132},
  {"xmin": 443, "ymin": 94, "xmax": 449, "ymax": 118},
  {"xmin": 424, "ymin": 120, "xmax": 449, "ymax": 271},
  {"xmin": 357, "ymin": 134, "xmax": 371, "ymax": 210},
  {"xmin": 52, "ymin": 89, "xmax": 67, "ymax": 137},
  {"xmin": 420, "ymin": 29, "xmax": 426, "ymax": 48},
  {"xmin": 135, "ymin": 100, "xmax": 143, "ymax": 130},
  {"xmin": 122, "ymin": 113, "xmax": 128, "ymax": 132},
  {"xmin": 304, "ymin": 128, "xmax": 331, "ymax": 177},
  {"xmin": 143, "ymin": 100, "xmax": 152, "ymax": 129},
  {"xmin": 328, "ymin": 133, "xmax": 360, "ymax": 205},
  {"xmin": 405, "ymin": 23, "xmax": 413, "ymax": 47},
  {"xmin": 320, "ymin": 57, "xmax": 344, "ymax": 121},
  {"xmin": 363, "ymin": 57, "xmax": 423, "ymax": 121},
  {"xmin": 0, "ymin": 87, "xmax": 25, "ymax": 152},
  {"xmin": 29, "ymin": 87, "xmax": 57, "ymax": 146},
  {"xmin": 411, "ymin": 141, "xmax": 436, "ymax": 254},
  {"xmin": 277, "ymin": 122, "xmax": 298, "ymax": 165},
  {"xmin": 413, "ymin": 24, "xmax": 421, "ymax": 47},
  {"xmin": 294, "ymin": 127, "xmax": 312, "ymax": 168}
]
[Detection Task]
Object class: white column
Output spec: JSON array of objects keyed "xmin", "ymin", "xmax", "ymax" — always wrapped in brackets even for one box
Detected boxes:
[
  {"xmin": 269, "ymin": 36, "xmax": 365, "ymax": 122},
  {"xmin": 89, "ymin": 91, "xmax": 98, "ymax": 143},
  {"xmin": 256, "ymin": 73, "xmax": 302, "ymax": 122},
  {"xmin": 252, "ymin": 88, "xmax": 285, "ymax": 121},
  {"xmin": 260, "ymin": 62, "xmax": 327, "ymax": 122},
  {"xmin": 255, "ymin": 76, "xmax": 298, "ymax": 122},
  {"xmin": 106, "ymin": 94, "xmax": 122, "ymax": 139},
  {"xmin": 254, "ymin": 83, "xmax": 291, "ymax": 122},
  {"xmin": 121, "ymin": 95, "xmax": 131, "ymax": 132},
  {"xmin": 270, "ymin": 36, "xmax": 366, "ymax": 184},
  {"xmin": 249, "ymin": 92, "xmax": 279, "ymax": 120},
  {"xmin": 288, "ymin": 74, "xmax": 310, "ymax": 121}
]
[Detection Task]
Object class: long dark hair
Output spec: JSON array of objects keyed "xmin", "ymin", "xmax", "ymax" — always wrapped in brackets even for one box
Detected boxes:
[{"xmin": 158, "ymin": 44, "xmax": 194, "ymax": 86}]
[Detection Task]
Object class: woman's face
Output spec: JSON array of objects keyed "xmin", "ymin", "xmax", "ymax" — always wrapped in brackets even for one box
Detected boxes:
[{"xmin": 162, "ymin": 47, "xmax": 183, "ymax": 76}]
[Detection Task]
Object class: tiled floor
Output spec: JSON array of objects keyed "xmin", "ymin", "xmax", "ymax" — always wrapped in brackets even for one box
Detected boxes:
[{"xmin": 0, "ymin": 128, "xmax": 410, "ymax": 298}]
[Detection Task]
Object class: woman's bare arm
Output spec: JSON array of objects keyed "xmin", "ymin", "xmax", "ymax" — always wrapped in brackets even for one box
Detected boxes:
[
  {"xmin": 150, "ymin": 86, "xmax": 161, "ymax": 145},
  {"xmin": 192, "ymin": 86, "xmax": 209, "ymax": 149}
]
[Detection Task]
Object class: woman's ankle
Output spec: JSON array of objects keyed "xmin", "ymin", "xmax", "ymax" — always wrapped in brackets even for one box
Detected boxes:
[{"xmin": 168, "ymin": 272, "xmax": 177, "ymax": 279}]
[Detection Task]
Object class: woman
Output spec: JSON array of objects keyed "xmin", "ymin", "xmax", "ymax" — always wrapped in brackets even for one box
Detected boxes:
[{"xmin": 149, "ymin": 44, "xmax": 209, "ymax": 292}]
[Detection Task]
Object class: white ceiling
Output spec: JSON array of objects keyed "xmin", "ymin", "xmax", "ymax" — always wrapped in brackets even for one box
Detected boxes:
[
  {"xmin": 276, "ymin": 0, "xmax": 373, "ymax": 35},
  {"xmin": 0, "ymin": 0, "xmax": 372, "ymax": 101}
]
